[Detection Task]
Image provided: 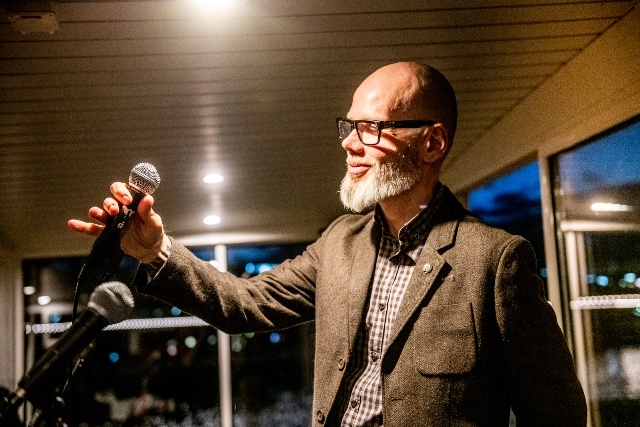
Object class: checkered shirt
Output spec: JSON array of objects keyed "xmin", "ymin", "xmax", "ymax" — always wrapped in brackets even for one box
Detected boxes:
[{"xmin": 337, "ymin": 185, "xmax": 445, "ymax": 426}]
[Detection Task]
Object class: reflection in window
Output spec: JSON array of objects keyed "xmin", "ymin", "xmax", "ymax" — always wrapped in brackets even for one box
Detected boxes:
[{"xmin": 554, "ymin": 118, "xmax": 640, "ymax": 222}]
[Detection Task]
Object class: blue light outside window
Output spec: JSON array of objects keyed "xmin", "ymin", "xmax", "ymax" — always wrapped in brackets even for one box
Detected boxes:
[{"xmin": 468, "ymin": 162, "xmax": 545, "ymax": 277}]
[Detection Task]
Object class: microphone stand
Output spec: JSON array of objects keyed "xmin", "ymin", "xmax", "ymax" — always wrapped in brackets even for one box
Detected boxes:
[
  {"xmin": 27, "ymin": 341, "xmax": 96, "ymax": 427},
  {"xmin": 28, "ymin": 394, "xmax": 66, "ymax": 427}
]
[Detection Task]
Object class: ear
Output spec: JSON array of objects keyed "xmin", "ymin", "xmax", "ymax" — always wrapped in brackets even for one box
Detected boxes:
[{"xmin": 421, "ymin": 124, "xmax": 449, "ymax": 164}]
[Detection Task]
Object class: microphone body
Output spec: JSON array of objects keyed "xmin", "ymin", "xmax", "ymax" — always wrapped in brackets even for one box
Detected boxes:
[
  {"xmin": 76, "ymin": 163, "xmax": 160, "ymax": 289},
  {"xmin": 19, "ymin": 307, "xmax": 107, "ymax": 399},
  {"xmin": 0, "ymin": 282, "xmax": 134, "ymax": 419}
]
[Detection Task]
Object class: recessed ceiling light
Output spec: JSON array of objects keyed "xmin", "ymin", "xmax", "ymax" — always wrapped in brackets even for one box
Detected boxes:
[
  {"xmin": 204, "ymin": 215, "xmax": 221, "ymax": 225},
  {"xmin": 187, "ymin": 0, "xmax": 242, "ymax": 14},
  {"xmin": 203, "ymin": 173, "xmax": 224, "ymax": 184}
]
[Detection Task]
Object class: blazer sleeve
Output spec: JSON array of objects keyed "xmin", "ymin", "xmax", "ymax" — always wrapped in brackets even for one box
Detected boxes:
[
  {"xmin": 495, "ymin": 237, "xmax": 587, "ymax": 426},
  {"xmin": 140, "ymin": 235, "xmax": 321, "ymax": 334}
]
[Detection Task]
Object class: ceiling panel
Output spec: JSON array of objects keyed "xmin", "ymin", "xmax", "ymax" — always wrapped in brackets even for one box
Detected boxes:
[{"xmin": 0, "ymin": 0, "xmax": 637, "ymax": 258}]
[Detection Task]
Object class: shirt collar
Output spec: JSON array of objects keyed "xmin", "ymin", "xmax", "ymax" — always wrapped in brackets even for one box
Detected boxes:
[{"xmin": 374, "ymin": 183, "xmax": 444, "ymax": 251}]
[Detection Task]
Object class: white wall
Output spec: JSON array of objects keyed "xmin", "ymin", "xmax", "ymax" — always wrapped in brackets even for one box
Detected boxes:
[{"xmin": 0, "ymin": 246, "xmax": 23, "ymax": 393}]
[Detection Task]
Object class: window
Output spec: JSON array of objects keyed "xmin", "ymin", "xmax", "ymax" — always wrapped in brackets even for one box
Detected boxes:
[
  {"xmin": 468, "ymin": 162, "xmax": 546, "ymax": 280},
  {"xmin": 22, "ymin": 242, "xmax": 313, "ymax": 426},
  {"xmin": 552, "ymin": 116, "xmax": 640, "ymax": 426}
]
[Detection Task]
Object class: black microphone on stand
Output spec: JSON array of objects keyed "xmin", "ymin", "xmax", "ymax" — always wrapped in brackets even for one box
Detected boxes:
[
  {"xmin": 75, "ymin": 163, "xmax": 161, "ymax": 292},
  {"xmin": 0, "ymin": 281, "xmax": 135, "ymax": 420}
]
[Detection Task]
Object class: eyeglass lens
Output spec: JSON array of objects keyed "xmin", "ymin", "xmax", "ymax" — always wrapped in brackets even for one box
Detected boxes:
[{"xmin": 338, "ymin": 120, "xmax": 380, "ymax": 145}]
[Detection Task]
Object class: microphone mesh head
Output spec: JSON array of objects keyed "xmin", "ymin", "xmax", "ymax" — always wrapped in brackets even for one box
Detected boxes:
[
  {"xmin": 129, "ymin": 163, "xmax": 161, "ymax": 195},
  {"xmin": 88, "ymin": 281, "xmax": 135, "ymax": 325}
]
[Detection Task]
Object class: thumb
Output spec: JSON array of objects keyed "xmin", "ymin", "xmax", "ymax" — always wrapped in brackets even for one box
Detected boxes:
[
  {"xmin": 136, "ymin": 195, "xmax": 155, "ymax": 219},
  {"xmin": 133, "ymin": 194, "xmax": 164, "ymax": 237}
]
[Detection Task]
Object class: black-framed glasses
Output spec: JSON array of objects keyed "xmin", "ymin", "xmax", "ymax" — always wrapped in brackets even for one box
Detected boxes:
[{"xmin": 336, "ymin": 118, "xmax": 436, "ymax": 146}]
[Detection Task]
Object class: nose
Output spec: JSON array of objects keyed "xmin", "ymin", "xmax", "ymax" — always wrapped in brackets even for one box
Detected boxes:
[{"xmin": 341, "ymin": 129, "xmax": 365, "ymax": 154}]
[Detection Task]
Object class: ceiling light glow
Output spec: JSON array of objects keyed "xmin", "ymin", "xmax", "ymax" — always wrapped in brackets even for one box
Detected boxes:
[
  {"xmin": 187, "ymin": 0, "xmax": 242, "ymax": 14},
  {"xmin": 203, "ymin": 173, "xmax": 224, "ymax": 184},
  {"xmin": 204, "ymin": 215, "xmax": 221, "ymax": 225}
]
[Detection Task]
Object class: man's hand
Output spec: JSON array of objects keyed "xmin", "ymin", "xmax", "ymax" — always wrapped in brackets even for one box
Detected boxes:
[{"xmin": 68, "ymin": 181, "xmax": 167, "ymax": 264}]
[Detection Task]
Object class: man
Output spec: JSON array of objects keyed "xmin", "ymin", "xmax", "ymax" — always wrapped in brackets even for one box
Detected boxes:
[{"xmin": 69, "ymin": 62, "xmax": 587, "ymax": 426}]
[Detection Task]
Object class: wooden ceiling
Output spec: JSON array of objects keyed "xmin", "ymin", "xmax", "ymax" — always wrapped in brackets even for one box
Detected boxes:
[{"xmin": 0, "ymin": 0, "xmax": 638, "ymax": 258}]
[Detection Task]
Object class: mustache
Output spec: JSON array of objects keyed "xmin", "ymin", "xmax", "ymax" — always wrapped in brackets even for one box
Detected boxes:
[{"xmin": 346, "ymin": 156, "xmax": 374, "ymax": 167}]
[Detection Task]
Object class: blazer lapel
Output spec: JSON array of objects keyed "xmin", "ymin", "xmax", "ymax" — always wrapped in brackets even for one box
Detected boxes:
[{"xmin": 387, "ymin": 194, "xmax": 462, "ymax": 350}]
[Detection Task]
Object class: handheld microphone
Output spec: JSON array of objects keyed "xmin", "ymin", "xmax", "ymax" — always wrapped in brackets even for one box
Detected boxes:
[
  {"xmin": 76, "ymin": 163, "xmax": 161, "ymax": 289},
  {"xmin": 0, "ymin": 281, "xmax": 135, "ymax": 419}
]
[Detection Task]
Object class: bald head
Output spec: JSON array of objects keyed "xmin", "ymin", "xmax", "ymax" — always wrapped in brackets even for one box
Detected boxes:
[{"xmin": 350, "ymin": 62, "xmax": 457, "ymax": 144}]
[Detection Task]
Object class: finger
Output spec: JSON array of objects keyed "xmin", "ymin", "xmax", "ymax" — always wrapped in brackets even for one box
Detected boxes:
[
  {"xmin": 102, "ymin": 198, "xmax": 120, "ymax": 216},
  {"xmin": 88, "ymin": 206, "xmax": 111, "ymax": 224},
  {"xmin": 67, "ymin": 219, "xmax": 104, "ymax": 237},
  {"xmin": 110, "ymin": 182, "xmax": 133, "ymax": 205}
]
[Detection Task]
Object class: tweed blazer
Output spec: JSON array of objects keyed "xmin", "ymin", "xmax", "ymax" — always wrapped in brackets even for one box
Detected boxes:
[{"xmin": 144, "ymin": 186, "xmax": 587, "ymax": 426}]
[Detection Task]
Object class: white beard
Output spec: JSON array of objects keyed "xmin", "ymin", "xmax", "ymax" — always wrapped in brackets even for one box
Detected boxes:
[{"xmin": 340, "ymin": 140, "xmax": 422, "ymax": 213}]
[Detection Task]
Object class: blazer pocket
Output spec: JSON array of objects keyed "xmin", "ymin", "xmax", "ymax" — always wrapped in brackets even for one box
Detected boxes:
[{"xmin": 413, "ymin": 302, "xmax": 477, "ymax": 375}]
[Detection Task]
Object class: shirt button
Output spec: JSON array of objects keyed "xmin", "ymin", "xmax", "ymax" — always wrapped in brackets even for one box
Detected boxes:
[
  {"xmin": 338, "ymin": 358, "xmax": 346, "ymax": 370},
  {"xmin": 371, "ymin": 352, "xmax": 379, "ymax": 362},
  {"xmin": 378, "ymin": 303, "xmax": 386, "ymax": 311},
  {"xmin": 350, "ymin": 399, "xmax": 359, "ymax": 409},
  {"xmin": 422, "ymin": 263, "xmax": 433, "ymax": 274},
  {"xmin": 316, "ymin": 410, "xmax": 325, "ymax": 424}
]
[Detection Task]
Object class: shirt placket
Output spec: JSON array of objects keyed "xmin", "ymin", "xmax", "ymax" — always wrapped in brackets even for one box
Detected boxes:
[
  {"xmin": 341, "ymin": 186, "xmax": 443, "ymax": 426},
  {"xmin": 342, "ymin": 237, "xmax": 399, "ymax": 426}
]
